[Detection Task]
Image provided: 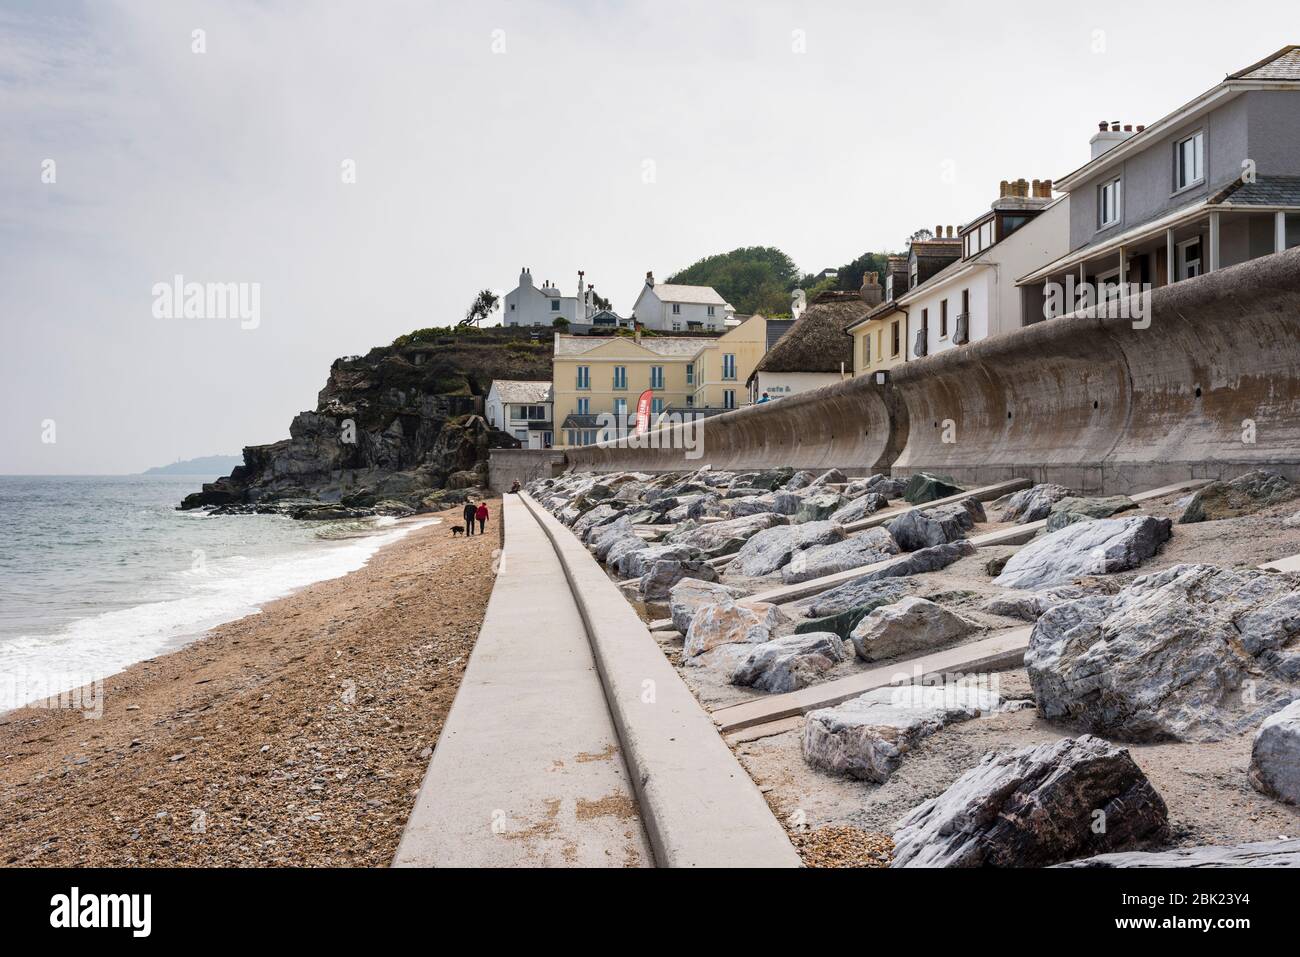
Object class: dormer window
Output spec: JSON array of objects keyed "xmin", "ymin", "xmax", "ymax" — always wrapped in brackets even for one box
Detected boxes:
[
  {"xmin": 885, "ymin": 275, "xmax": 895, "ymax": 301},
  {"xmin": 1175, "ymin": 131, "xmax": 1204, "ymax": 191},
  {"xmin": 909, "ymin": 260, "xmax": 918, "ymax": 289},
  {"xmin": 1098, "ymin": 178, "xmax": 1122, "ymax": 229}
]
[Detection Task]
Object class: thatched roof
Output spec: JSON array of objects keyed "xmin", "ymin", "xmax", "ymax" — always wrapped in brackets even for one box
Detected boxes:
[{"xmin": 748, "ymin": 292, "xmax": 872, "ymax": 381}]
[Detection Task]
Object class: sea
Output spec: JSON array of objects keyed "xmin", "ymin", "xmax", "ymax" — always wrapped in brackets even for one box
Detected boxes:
[{"xmin": 0, "ymin": 475, "xmax": 434, "ymax": 714}]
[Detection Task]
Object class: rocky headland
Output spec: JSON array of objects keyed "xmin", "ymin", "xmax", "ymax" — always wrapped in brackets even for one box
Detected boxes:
[{"xmin": 180, "ymin": 328, "xmax": 551, "ymax": 518}]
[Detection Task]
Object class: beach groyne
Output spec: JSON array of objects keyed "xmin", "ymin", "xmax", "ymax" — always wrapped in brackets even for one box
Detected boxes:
[{"xmin": 563, "ymin": 247, "xmax": 1300, "ymax": 495}]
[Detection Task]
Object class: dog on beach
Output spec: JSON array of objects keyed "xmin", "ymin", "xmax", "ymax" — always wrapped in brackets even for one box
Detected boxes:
[{"xmin": 451, "ymin": 526, "xmax": 465, "ymax": 537}]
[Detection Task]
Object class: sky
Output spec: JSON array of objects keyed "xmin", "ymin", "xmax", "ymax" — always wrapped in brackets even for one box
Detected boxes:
[{"xmin": 1, "ymin": 0, "xmax": 1296, "ymax": 474}]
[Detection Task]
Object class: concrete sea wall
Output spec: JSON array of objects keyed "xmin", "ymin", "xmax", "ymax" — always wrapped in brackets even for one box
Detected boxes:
[{"xmin": 564, "ymin": 248, "xmax": 1300, "ymax": 495}]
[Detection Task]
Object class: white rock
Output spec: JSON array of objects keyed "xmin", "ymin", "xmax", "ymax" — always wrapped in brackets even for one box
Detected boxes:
[{"xmin": 849, "ymin": 596, "xmax": 974, "ymax": 661}]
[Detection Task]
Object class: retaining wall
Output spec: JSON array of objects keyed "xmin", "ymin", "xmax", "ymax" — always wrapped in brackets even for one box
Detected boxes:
[
  {"xmin": 487, "ymin": 448, "xmax": 567, "ymax": 493},
  {"xmin": 562, "ymin": 247, "xmax": 1300, "ymax": 495}
]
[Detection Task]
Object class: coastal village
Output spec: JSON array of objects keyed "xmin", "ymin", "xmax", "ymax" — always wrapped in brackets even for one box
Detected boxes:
[{"xmin": 484, "ymin": 45, "xmax": 1300, "ymax": 471}]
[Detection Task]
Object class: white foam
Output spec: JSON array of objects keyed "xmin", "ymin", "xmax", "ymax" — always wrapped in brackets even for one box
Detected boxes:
[{"xmin": 0, "ymin": 519, "xmax": 434, "ymax": 713}]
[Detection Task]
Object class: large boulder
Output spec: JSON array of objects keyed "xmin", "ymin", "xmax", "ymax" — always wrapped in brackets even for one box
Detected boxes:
[
  {"xmin": 683, "ymin": 597, "xmax": 786, "ymax": 657},
  {"xmin": 730, "ymin": 632, "xmax": 846, "ymax": 693},
  {"xmin": 727, "ymin": 521, "xmax": 846, "ymax": 578},
  {"xmin": 803, "ymin": 683, "xmax": 1008, "ymax": 782},
  {"xmin": 1025, "ymin": 564, "xmax": 1300, "ymax": 742},
  {"xmin": 639, "ymin": 557, "xmax": 718, "ymax": 601},
  {"xmin": 998, "ymin": 483, "xmax": 1070, "ymax": 524},
  {"xmin": 805, "ymin": 542, "xmax": 975, "ymax": 614},
  {"xmin": 605, "ymin": 533, "xmax": 650, "ymax": 571},
  {"xmin": 794, "ymin": 491, "xmax": 847, "ymax": 524},
  {"xmin": 887, "ymin": 499, "xmax": 985, "ymax": 551},
  {"xmin": 1055, "ymin": 838, "xmax": 1300, "ymax": 868},
  {"xmin": 574, "ymin": 503, "xmax": 625, "ymax": 539},
  {"xmin": 666, "ymin": 512, "xmax": 787, "ymax": 558},
  {"xmin": 780, "ymin": 528, "xmax": 901, "ymax": 585},
  {"xmin": 1044, "ymin": 495, "xmax": 1137, "ymax": 532},
  {"xmin": 809, "ymin": 468, "xmax": 847, "ymax": 488},
  {"xmin": 613, "ymin": 542, "xmax": 691, "ymax": 579},
  {"xmin": 804, "ymin": 577, "xmax": 915, "ymax": 620},
  {"xmin": 849, "ymin": 596, "xmax": 975, "ymax": 662},
  {"xmin": 993, "ymin": 516, "xmax": 1172, "ymax": 590},
  {"xmin": 784, "ymin": 470, "xmax": 819, "ymax": 491},
  {"xmin": 890, "ymin": 735, "xmax": 1169, "ymax": 868},
  {"xmin": 1178, "ymin": 469, "xmax": 1298, "ymax": 524},
  {"xmin": 902, "ymin": 472, "xmax": 964, "ymax": 504},
  {"xmin": 1249, "ymin": 700, "xmax": 1300, "ymax": 804},
  {"xmin": 845, "ymin": 475, "xmax": 906, "ymax": 499},
  {"xmin": 829, "ymin": 493, "xmax": 889, "ymax": 525},
  {"xmin": 668, "ymin": 578, "xmax": 747, "ymax": 634},
  {"xmin": 980, "ymin": 584, "xmax": 1098, "ymax": 622}
]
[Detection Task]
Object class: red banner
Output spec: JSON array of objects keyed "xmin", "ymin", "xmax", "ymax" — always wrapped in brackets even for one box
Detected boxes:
[{"xmin": 634, "ymin": 389, "xmax": 653, "ymax": 434}]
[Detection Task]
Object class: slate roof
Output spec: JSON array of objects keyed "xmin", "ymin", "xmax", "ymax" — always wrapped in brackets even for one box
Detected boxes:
[
  {"xmin": 491, "ymin": 380, "xmax": 552, "ymax": 403},
  {"xmin": 1214, "ymin": 175, "xmax": 1300, "ymax": 207},
  {"xmin": 553, "ymin": 335, "xmax": 709, "ymax": 358},
  {"xmin": 647, "ymin": 283, "xmax": 730, "ymax": 306},
  {"xmin": 1228, "ymin": 45, "xmax": 1300, "ymax": 81}
]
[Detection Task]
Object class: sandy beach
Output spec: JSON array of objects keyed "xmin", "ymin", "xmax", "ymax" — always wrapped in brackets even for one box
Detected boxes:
[{"xmin": 0, "ymin": 501, "xmax": 501, "ymax": 867}]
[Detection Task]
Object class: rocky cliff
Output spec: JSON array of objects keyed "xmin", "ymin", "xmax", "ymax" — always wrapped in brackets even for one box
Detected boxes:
[{"xmin": 180, "ymin": 328, "xmax": 552, "ymax": 517}]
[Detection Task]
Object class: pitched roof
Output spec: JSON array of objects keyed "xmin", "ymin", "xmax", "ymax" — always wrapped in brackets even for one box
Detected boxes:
[
  {"xmin": 1227, "ymin": 45, "xmax": 1300, "ymax": 81},
  {"xmin": 553, "ymin": 335, "xmax": 708, "ymax": 358},
  {"xmin": 1213, "ymin": 175, "xmax": 1300, "ymax": 207},
  {"xmin": 491, "ymin": 380, "xmax": 552, "ymax": 403},
  {"xmin": 646, "ymin": 283, "xmax": 729, "ymax": 306},
  {"xmin": 749, "ymin": 293, "xmax": 871, "ymax": 379}
]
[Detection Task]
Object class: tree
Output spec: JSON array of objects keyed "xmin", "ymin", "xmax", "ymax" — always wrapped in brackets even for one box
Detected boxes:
[
  {"xmin": 552, "ymin": 317, "xmax": 570, "ymax": 330},
  {"xmin": 666, "ymin": 246, "xmax": 802, "ymax": 315},
  {"xmin": 459, "ymin": 289, "xmax": 500, "ymax": 328}
]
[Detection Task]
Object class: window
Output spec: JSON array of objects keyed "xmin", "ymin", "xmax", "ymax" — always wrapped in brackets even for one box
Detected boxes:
[
  {"xmin": 685, "ymin": 395, "xmax": 694, "ymax": 408},
  {"xmin": 885, "ymin": 275, "xmax": 895, "ymax": 301},
  {"xmin": 921, "ymin": 307, "xmax": 929, "ymax": 335},
  {"xmin": 551, "ymin": 300, "xmax": 560, "ymax": 311},
  {"xmin": 671, "ymin": 303, "xmax": 681, "ymax": 315},
  {"xmin": 961, "ymin": 288, "xmax": 969, "ymax": 317},
  {"xmin": 940, "ymin": 300, "xmax": 949, "ymax": 338},
  {"xmin": 672, "ymin": 321, "xmax": 681, "ymax": 331},
  {"xmin": 685, "ymin": 363, "xmax": 694, "ymax": 385},
  {"xmin": 891, "ymin": 321, "xmax": 900, "ymax": 356},
  {"xmin": 1175, "ymin": 132, "xmax": 1204, "ymax": 191},
  {"xmin": 613, "ymin": 398, "xmax": 627, "ymax": 419},
  {"xmin": 722, "ymin": 353, "xmax": 736, "ymax": 380},
  {"xmin": 577, "ymin": 397, "xmax": 589, "ymax": 415},
  {"xmin": 522, "ymin": 405, "xmax": 546, "ymax": 420},
  {"xmin": 909, "ymin": 260, "xmax": 918, "ymax": 290},
  {"xmin": 576, "ymin": 366, "xmax": 590, "ymax": 389},
  {"xmin": 542, "ymin": 431, "xmax": 552, "ymax": 448},
  {"xmin": 650, "ymin": 366, "xmax": 664, "ymax": 389},
  {"xmin": 1099, "ymin": 178, "xmax": 1121, "ymax": 228},
  {"xmin": 1178, "ymin": 237, "xmax": 1203, "ymax": 280},
  {"xmin": 613, "ymin": 366, "xmax": 627, "ymax": 389},
  {"xmin": 723, "ymin": 389, "xmax": 736, "ymax": 409},
  {"xmin": 651, "ymin": 398, "xmax": 664, "ymax": 414},
  {"xmin": 707, "ymin": 306, "xmax": 715, "ymax": 316},
  {"xmin": 862, "ymin": 333, "xmax": 871, "ymax": 366}
]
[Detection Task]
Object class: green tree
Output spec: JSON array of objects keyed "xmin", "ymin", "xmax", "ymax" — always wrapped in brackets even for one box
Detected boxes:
[
  {"xmin": 459, "ymin": 289, "xmax": 500, "ymax": 328},
  {"xmin": 666, "ymin": 246, "xmax": 802, "ymax": 315}
]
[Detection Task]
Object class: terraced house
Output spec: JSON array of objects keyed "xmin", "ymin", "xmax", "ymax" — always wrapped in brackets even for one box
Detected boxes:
[
  {"xmin": 1018, "ymin": 45, "xmax": 1300, "ymax": 313},
  {"xmin": 551, "ymin": 317, "xmax": 768, "ymax": 448}
]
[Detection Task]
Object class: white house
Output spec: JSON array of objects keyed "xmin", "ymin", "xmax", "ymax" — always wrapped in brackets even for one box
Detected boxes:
[
  {"xmin": 503, "ymin": 268, "xmax": 604, "ymax": 327},
  {"xmin": 900, "ymin": 179, "xmax": 1069, "ymax": 360},
  {"xmin": 485, "ymin": 379, "xmax": 553, "ymax": 449},
  {"xmin": 630, "ymin": 272, "xmax": 733, "ymax": 332}
]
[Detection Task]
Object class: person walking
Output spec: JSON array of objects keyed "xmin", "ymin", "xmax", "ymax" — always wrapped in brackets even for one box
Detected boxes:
[
  {"xmin": 475, "ymin": 500, "xmax": 489, "ymax": 535},
  {"xmin": 462, "ymin": 498, "xmax": 477, "ymax": 536}
]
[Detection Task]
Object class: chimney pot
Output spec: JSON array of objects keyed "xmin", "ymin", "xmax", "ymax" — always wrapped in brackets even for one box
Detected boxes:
[
  {"xmin": 1042, "ymin": 179, "xmax": 1053, "ymax": 195},
  {"xmin": 1123, "ymin": 124, "xmax": 1133, "ymax": 132},
  {"xmin": 1000, "ymin": 179, "xmax": 1009, "ymax": 197},
  {"xmin": 947, "ymin": 225, "xmax": 954, "ymax": 238},
  {"xmin": 1111, "ymin": 121, "xmax": 1121, "ymax": 132},
  {"xmin": 1098, "ymin": 121, "xmax": 1108, "ymax": 131},
  {"xmin": 1136, "ymin": 124, "xmax": 1146, "ymax": 132}
]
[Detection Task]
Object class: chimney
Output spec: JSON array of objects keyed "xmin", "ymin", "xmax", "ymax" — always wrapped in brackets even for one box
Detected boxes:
[
  {"xmin": 1041, "ymin": 179, "xmax": 1053, "ymax": 196},
  {"xmin": 645, "ymin": 271, "xmax": 655, "ymax": 287},
  {"xmin": 633, "ymin": 321, "xmax": 642, "ymax": 344},
  {"xmin": 934, "ymin": 225, "xmax": 941, "ymax": 239},
  {"xmin": 1090, "ymin": 119, "xmax": 1137, "ymax": 160},
  {"xmin": 999, "ymin": 180, "xmax": 1010, "ymax": 198},
  {"xmin": 860, "ymin": 270, "xmax": 882, "ymax": 306}
]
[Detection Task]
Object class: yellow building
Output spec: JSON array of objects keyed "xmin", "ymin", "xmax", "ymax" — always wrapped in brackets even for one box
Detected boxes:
[
  {"xmin": 552, "ymin": 316, "xmax": 768, "ymax": 448},
  {"xmin": 847, "ymin": 299, "xmax": 909, "ymax": 377}
]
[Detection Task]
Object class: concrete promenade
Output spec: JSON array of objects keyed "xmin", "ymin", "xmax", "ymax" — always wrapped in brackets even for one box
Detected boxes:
[{"xmin": 393, "ymin": 494, "xmax": 652, "ymax": 867}]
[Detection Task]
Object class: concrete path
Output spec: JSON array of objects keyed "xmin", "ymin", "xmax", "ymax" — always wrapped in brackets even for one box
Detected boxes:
[
  {"xmin": 393, "ymin": 495, "xmax": 652, "ymax": 867},
  {"xmin": 521, "ymin": 494, "xmax": 801, "ymax": 868}
]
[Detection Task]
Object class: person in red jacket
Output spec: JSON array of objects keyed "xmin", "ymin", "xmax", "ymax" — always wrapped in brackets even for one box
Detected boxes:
[{"xmin": 475, "ymin": 500, "xmax": 489, "ymax": 534}]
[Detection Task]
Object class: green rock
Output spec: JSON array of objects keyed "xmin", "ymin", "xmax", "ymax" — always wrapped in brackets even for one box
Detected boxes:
[
  {"xmin": 1178, "ymin": 470, "xmax": 1297, "ymax": 524},
  {"xmin": 1045, "ymin": 495, "xmax": 1137, "ymax": 531},
  {"xmin": 903, "ymin": 472, "xmax": 964, "ymax": 505}
]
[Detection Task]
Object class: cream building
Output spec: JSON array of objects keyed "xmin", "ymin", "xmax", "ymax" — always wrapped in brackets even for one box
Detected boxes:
[{"xmin": 551, "ymin": 317, "xmax": 768, "ymax": 448}]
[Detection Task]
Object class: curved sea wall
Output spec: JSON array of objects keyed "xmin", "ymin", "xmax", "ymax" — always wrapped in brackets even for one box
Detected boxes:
[{"xmin": 566, "ymin": 248, "xmax": 1300, "ymax": 495}]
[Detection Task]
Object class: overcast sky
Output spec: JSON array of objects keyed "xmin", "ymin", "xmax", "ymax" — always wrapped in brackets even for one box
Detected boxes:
[{"xmin": 2, "ymin": 0, "xmax": 1294, "ymax": 473}]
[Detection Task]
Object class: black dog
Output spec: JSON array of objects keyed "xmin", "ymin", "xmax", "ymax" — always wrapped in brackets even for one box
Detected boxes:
[{"xmin": 451, "ymin": 526, "xmax": 465, "ymax": 537}]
